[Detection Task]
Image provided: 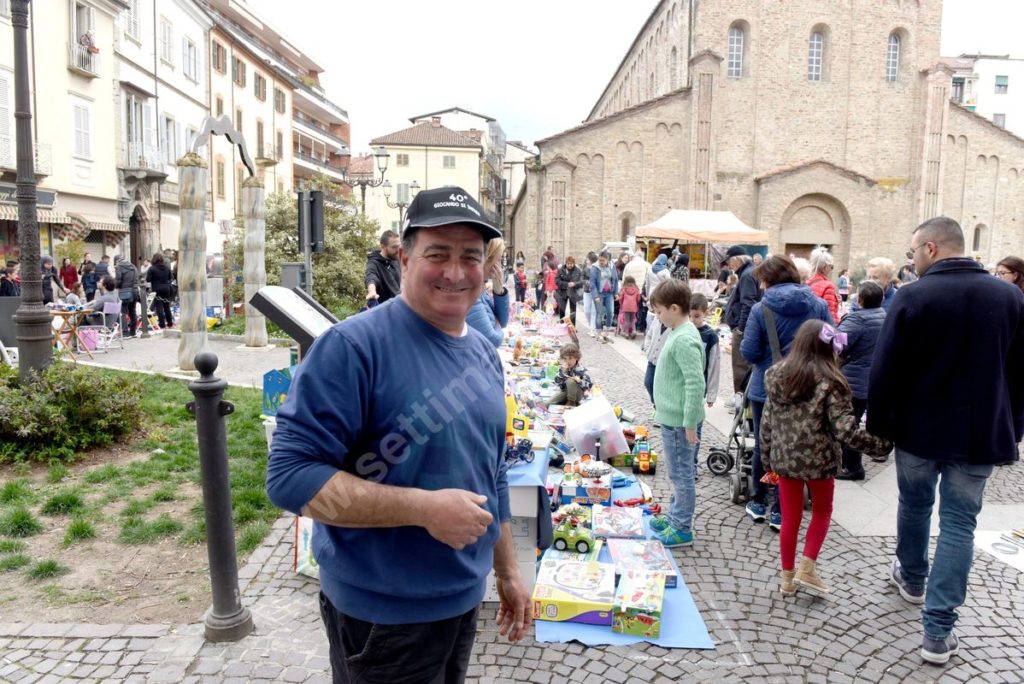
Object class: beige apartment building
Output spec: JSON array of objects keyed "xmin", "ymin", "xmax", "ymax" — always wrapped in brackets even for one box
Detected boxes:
[
  {"xmin": 511, "ymin": 0, "xmax": 1024, "ymax": 271},
  {"xmin": 0, "ymin": 0, "xmax": 128, "ymax": 263}
]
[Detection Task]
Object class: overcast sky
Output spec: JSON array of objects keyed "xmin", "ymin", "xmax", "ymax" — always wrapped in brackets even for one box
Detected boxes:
[{"xmin": 247, "ymin": 0, "xmax": 1024, "ymax": 152}]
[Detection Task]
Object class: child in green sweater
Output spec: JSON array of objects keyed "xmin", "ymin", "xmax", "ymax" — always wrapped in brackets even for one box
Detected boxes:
[{"xmin": 649, "ymin": 279, "xmax": 706, "ymax": 547}]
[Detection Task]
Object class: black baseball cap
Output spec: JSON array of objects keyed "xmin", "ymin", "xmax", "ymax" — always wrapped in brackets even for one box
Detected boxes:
[
  {"xmin": 725, "ymin": 245, "xmax": 748, "ymax": 258},
  {"xmin": 402, "ymin": 186, "xmax": 501, "ymax": 241}
]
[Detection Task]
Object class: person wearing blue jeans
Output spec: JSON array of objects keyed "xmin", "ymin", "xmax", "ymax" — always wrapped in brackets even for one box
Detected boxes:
[
  {"xmin": 647, "ymin": 278, "xmax": 706, "ymax": 547},
  {"xmin": 589, "ymin": 251, "xmax": 618, "ymax": 333},
  {"xmin": 868, "ymin": 217, "xmax": 1024, "ymax": 666},
  {"xmin": 894, "ymin": 449, "xmax": 992, "ymax": 644}
]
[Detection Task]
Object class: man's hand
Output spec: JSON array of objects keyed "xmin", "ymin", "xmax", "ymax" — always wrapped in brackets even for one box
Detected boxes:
[
  {"xmin": 686, "ymin": 428, "xmax": 698, "ymax": 443},
  {"xmin": 420, "ymin": 489, "xmax": 492, "ymax": 550},
  {"xmin": 495, "ymin": 574, "xmax": 532, "ymax": 642},
  {"xmin": 366, "ymin": 283, "xmax": 379, "ymax": 300}
]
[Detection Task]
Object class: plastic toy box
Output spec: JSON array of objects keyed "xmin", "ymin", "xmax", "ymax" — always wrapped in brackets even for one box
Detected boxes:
[
  {"xmin": 591, "ymin": 505, "xmax": 645, "ymax": 538},
  {"xmin": 606, "ymin": 538, "xmax": 679, "ymax": 588},
  {"xmin": 612, "ymin": 570, "xmax": 666, "ymax": 638},
  {"xmin": 559, "ymin": 472, "xmax": 612, "ymax": 506},
  {"xmin": 531, "ymin": 558, "xmax": 616, "ymax": 625}
]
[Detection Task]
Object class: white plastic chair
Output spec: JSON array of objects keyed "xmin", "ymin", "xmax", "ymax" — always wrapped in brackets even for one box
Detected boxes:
[{"xmin": 82, "ymin": 301, "xmax": 124, "ymax": 352}]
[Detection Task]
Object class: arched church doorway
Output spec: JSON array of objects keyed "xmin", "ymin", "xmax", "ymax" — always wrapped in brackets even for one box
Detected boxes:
[
  {"xmin": 129, "ymin": 205, "xmax": 148, "ymax": 266},
  {"xmin": 779, "ymin": 194, "xmax": 851, "ymax": 266}
]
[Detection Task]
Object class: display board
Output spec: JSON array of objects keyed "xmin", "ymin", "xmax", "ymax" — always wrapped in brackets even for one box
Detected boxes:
[{"xmin": 248, "ymin": 285, "xmax": 338, "ymax": 357}]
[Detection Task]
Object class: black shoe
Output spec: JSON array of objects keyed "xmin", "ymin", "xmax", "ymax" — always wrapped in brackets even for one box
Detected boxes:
[{"xmin": 836, "ymin": 468, "xmax": 865, "ymax": 481}]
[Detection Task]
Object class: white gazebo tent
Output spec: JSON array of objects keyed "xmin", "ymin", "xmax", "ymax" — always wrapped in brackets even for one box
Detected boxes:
[
  {"xmin": 636, "ymin": 210, "xmax": 769, "ymax": 244},
  {"xmin": 636, "ymin": 210, "xmax": 769, "ymax": 278}
]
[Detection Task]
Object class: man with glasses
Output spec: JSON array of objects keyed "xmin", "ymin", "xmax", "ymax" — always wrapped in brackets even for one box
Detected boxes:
[{"xmin": 868, "ymin": 216, "xmax": 1024, "ymax": 665}]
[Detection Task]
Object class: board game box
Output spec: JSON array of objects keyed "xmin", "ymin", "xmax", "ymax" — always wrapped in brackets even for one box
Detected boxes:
[
  {"xmin": 531, "ymin": 558, "xmax": 616, "ymax": 625},
  {"xmin": 605, "ymin": 538, "xmax": 678, "ymax": 588},
  {"xmin": 591, "ymin": 505, "xmax": 645, "ymax": 538},
  {"xmin": 612, "ymin": 569, "xmax": 666, "ymax": 638}
]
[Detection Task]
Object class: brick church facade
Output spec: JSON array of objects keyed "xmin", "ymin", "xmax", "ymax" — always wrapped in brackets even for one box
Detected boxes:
[{"xmin": 509, "ymin": 0, "xmax": 1024, "ymax": 273}]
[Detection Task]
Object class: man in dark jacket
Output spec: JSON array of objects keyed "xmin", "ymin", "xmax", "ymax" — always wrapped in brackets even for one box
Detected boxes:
[
  {"xmin": 365, "ymin": 230, "xmax": 401, "ymax": 304},
  {"xmin": 723, "ymin": 245, "xmax": 762, "ymax": 394},
  {"xmin": 868, "ymin": 216, "xmax": 1024, "ymax": 665},
  {"xmin": 114, "ymin": 254, "xmax": 141, "ymax": 336}
]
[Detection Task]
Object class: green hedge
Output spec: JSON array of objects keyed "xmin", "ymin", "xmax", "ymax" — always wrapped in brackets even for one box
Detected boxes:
[{"xmin": 0, "ymin": 362, "xmax": 144, "ymax": 463}]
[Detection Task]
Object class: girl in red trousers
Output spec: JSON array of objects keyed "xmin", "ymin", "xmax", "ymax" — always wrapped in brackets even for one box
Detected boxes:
[
  {"xmin": 760, "ymin": 319, "xmax": 892, "ymax": 596},
  {"xmin": 617, "ymin": 275, "xmax": 642, "ymax": 338}
]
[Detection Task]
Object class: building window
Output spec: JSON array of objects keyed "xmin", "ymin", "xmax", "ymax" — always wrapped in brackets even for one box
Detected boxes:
[
  {"xmin": 211, "ymin": 41, "xmax": 226, "ymax": 73},
  {"xmin": 995, "ymin": 75, "xmax": 1008, "ymax": 94},
  {"xmin": 254, "ymin": 73, "xmax": 266, "ymax": 101},
  {"xmin": 71, "ymin": 2, "xmax": 94, "ymax": 49},
  {"xmin": 236, "ymin": 165, "xmax": 244, "ymax": 214},
  {"xmin": 72, "ymin": 102, "xmax": 91, "ymax": 158},
  {"xmin": 885, "ymin": 33, "xmax": 900, "ymax": 82},
  {"xmin": 185, "ymin": 126, "xmax": 196, "ymax": 153},
  {"xmin": 276, "ymin": 130, "xmax": 283, "ymax": 158},
  {"xmin": 235, "ymin": 108, "xmax": 242, "ymax": 134},
  {"xmin": 396, "ymin": 183, "xmax": 411, "ymax": 204},
  {"xmin": 159, "ymin": 18, "xmax": 174, "ymax": 65},
  {"xmin": 396, "ymin": 153, "xmax": 409, "ymax": 167},
  {"xmin": 442, "ymin": 155, "xmax": 456, "ymax": 169},
  {"xmin": 215, "ymin": 159, "xmax": 225, "ymax": 198},
  {"xmin": 551, "ymin": 181, "xmax": 566, "ymax": 241},
  {"xmin": 124, "ymin": 0, "xmax": 140, "ymax": 40},
  {"xmin": 215, "ymin": 96, "xmax": 223, "ymax": 117},
  {"xmin": 951, "ymin": 78, "xmax": 964, "ymax": 104},
  {"xmin": 727, "ymin": 25, "xmax": 744, "ymax": 78},
  {"xmin": 993, "ymin": 113, "xmax": 1006, "ymax": 128},
  {"xmin": 274, "ymin": 88, "xmax": 285, "ymax": 113},
  {"xmin": 232, "ymin": 57, "xmax": 246, "ymax": 87},
  {"xmin": 808, "ymin": 31, "xmax": 824, "ymax": 81},
  {"xmin": 182, "ymin": 37, "xmax": 198, "ymax": 81},
  {"xmin": 160, "ymin": 115, "xmax": 176, "ymax": 165},
  {"xmin": 256, "ymin": 120, "xmax": 265, "ymax": 156},
  {"xmin": 670, "ymin": 47, "xmax": 678, "ymax": 89},
  {"xmin": 972, "ymin": 224, "xmax": 986, "ymax": 252}
]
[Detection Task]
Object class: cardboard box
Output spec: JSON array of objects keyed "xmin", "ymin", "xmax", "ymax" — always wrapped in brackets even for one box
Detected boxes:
[
  {"xmin": 482, "ymin": 509, "xmax": 540, "ymax": 602},
  {"xmin": 605, "ymin": 539, "xmax": 679, "ymax": 588},
  {"xmin": 531, "ymin": 558, "xmax": 616, "ymax": 625},
  {"xmin": 559, "ymin": 472, "xmax": 612, "ymax": 506},
  {"xmin": 592, "ymin": 505, "xmax": 645, "ymax": 538},
  {"xmin": 612, "ymin": 570, "xmax": 666, "ymax": 638}
]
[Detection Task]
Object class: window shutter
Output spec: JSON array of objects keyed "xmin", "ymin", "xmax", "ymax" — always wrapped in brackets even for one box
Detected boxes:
[
  {"xmin": 88, "ymin": 7, "xmax": 95, "ymax": 32},
  {"xmin": 143, "ymin": 102, "xmax": 155, "ymax": 152},
  {"xmin": 177, "ymin": 122, "xmax": 184, "ymax": 159},
  {"xmin": 0, "ymin": 74, "xmax": 10, "ymax": 163},
  {"xmin": 182, "ymin": 38, "xmax": 188, "ymax": 74}
]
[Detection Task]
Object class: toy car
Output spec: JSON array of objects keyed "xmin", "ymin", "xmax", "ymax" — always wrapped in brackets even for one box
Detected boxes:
[
  {"xmin": 632, "ymin": 449, "xmax": 657, "ymax": 475},
  {"xmin": 552, "ymin": 516, "xmax": 595, "ymax": 554}
]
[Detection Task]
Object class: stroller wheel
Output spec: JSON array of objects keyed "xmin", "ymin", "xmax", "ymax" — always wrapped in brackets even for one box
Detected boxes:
[
  {"xmin": 706, "ymin": 449, "xmax": 733, "ymax": 476},
  {"xmin": 730, "ymin": 472, "xmax": 743, "ymax": 504}
]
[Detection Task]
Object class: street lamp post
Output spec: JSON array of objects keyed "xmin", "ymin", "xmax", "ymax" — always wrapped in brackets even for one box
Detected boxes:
[
  {"xmin": 11, "ymin": 0, "xmax": 53, "ymax": 380},
  {"xmin": 339, "ymin": 146, "xmax": 389, "ymax": 214},
  {"xmin": 382, "ymin": 179, "xmax": 420, "ymax": 225}
]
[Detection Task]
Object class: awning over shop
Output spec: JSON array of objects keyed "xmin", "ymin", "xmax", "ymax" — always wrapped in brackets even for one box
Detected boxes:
[
  {"xmin": 68, "ymin": 212, "xmax": 129, "ymax": 233},
  {"xmin": 0, "ymin": 204, "xmax": 70, "ymax": 224},
  {"xmin": 636, "ymin": 210, "xmax": 769, "ymax": 244}
]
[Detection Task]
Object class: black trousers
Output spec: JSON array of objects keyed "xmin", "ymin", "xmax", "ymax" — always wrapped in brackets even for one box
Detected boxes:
[
  {"xmin": 319, "ymin": 592, "xmax": 478, "ymax": 684},
  {"xmin": 841, "ymin": 396, "xmax": 869, "ymax": 473},
  {"xmin": 121, "ymin": 296, "xmax": 139, "ymax": 335}
]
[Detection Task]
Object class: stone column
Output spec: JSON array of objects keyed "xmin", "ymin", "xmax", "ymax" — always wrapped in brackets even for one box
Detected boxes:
[
  {"xmin": 176, "ymin": 153, "xmax": 209, "ymax": 371},
  {"xmin": 241, "ymin": 176, "xmax": 267, "ymax": 347}
]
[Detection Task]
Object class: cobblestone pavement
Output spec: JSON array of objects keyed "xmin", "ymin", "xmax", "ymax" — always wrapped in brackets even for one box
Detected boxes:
[{"xmin": 2, "ymin": 333, "xmax": 1022, "ymax": 683}]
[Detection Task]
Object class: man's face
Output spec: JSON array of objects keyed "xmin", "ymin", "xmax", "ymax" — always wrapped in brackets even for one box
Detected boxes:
[
  {"xmin": 382, "ymin": 237, "xmax": 400, "ymax": 260},
  {"xmin": 399, "ymin": 225, "xmax": 485, "ymax": 332},
  {"xmin": 866, "ymin": 265, "xmax": 881, "ymax": 282},
  {"xmin": 752, "ymin": 253, "xmax": 763, "ymax": 266},
  {"xmin": 908, "ymin": 233, "xmax": 936, "ymax": 275},
  {"xmin": 728, "ymin": 256, "xmax": 740, "ymax": 271},
  {"xmin": 84, "ymin": 253, "xmax": 91, "ymax": 262},
  {"xmin": 599, "ymin": 256, "xmax": 608, "ymax": 267}
]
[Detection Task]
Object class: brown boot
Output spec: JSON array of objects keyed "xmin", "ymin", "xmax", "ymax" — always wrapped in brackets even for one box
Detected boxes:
[
  {"xmin": 780, "ymin": 569, "xmax": 797, "ymax": 596},
  {"xmin": 794, "ymin": 557, "xmax": 828, "ymax": 595}
]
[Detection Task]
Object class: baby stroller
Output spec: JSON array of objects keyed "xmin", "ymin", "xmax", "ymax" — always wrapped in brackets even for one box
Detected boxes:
[{"xmin": 705, "ymin": 370, "xmax": 755, "ymax": 504}]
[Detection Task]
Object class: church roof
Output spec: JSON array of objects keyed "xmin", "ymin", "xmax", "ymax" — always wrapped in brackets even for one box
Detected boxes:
[
  {"xmin": 535, "ymin": 86, "xmax": 689, "ymax": 146},
  {"xmin": 408, "ymin": 107, "xmax": 495, "ymax": 123},
  {"xmin": 754, "ymin": 159, "xmax": 876, "ymax": 186},
  {"xmin": 949, "ymin": 102, "xmax": 1024, "ymax": 147},
  {"xmin": 370, "ymin": 122, "xmax": 482, "ymax": 149}
]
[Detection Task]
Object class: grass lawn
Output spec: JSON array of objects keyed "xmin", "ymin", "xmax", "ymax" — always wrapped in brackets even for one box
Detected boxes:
[{"xmin": 0, "ymin": 369, "xmax": 278, "ymax": 589}]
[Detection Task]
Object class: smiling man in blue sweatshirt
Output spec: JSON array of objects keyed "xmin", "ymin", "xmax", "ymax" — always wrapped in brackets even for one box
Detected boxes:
[{"xmin": 267, "ymin": 186, "xmax": 530, "ymax": 684}]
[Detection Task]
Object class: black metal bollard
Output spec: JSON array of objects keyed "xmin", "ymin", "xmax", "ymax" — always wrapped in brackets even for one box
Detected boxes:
[{"xmin": 187, "ymin": 351, "xmax": 254, "ymax": 642}]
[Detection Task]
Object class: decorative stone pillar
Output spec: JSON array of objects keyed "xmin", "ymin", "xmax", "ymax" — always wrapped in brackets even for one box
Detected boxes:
[
  {"xmin": 176, "ymin": 152, "xmax": 209, "ymax": 371},
  {"xmin": 241, "ymin": 176, "xmax": 267, "ymax": 347}
]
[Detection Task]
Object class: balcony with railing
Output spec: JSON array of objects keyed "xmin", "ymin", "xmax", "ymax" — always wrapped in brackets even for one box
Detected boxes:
[
  {"xmin": 67, "ymin": 43, "xmax": 100, "ymax": 77},
  {"xmin": 255, "ymin": 143, "xmax": 280, "ymax": 168},
  {"xmin": 292, "ymin": 111, "xmax": 348, "ymax": 148},
  {"xmin": 0, "ymin": 142, "xmax": 53, "ymax": 178},
  {"xmin": 119, "ymin": 142, "xmax": 167, "ymax": 183},
  {"xmin": 292, "ymin": 147, "xmax": 345, "ymax": 180}
]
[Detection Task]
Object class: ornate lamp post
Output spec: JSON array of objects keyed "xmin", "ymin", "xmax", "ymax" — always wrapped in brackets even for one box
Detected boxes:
[
  {"xmin": 339, "ymin": 145, "xmax": 389, "ymax": 214},
  {"xmin": 11, "ymin": 0, "xmax": 53, "ymax": 379},
  {"xmin": 382, "ymin": 179, "xmax": 420, "ymax": 224}
]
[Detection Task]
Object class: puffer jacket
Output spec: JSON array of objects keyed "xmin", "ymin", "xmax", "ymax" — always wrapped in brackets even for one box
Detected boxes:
[
  {"xmin": 761, "ymin": 366, "xmax": 893, "ymax": 480},
  {"xmin": 115, "ymin": 260, "xmax": 139, "ymax": 299},
  {"xmin": 807, "ymin": 273, "xmax": 839, "ymax": 322},
  {"xmin": 837, "ymin": 306, "xmax": 886, "ymax": 399},
  {"xmin": 741, "ymin": 283, "xmax": 834, "ymax": 403}
]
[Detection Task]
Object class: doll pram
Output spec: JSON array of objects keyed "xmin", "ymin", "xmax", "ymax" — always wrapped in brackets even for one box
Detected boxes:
[{"xmin": 705, "ymin": 369, "xmax": 755, "ymax": 504}]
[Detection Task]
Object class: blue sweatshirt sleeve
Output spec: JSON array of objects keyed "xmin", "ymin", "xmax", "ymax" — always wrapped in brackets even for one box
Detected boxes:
[
  {"xmin": 266, "ymin": 328, "xmax": 371, "ymax": 515},
  {"xmin": 741, "ymin": 304, "xmax": 768, "ymax": 364},
  {"xmin": 492, "ymin": 290, "xmax": 510, "ymax": 328},
  {"xmin": 466, "ymin": 295, "xmax": 503, "ymax": 347}
]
